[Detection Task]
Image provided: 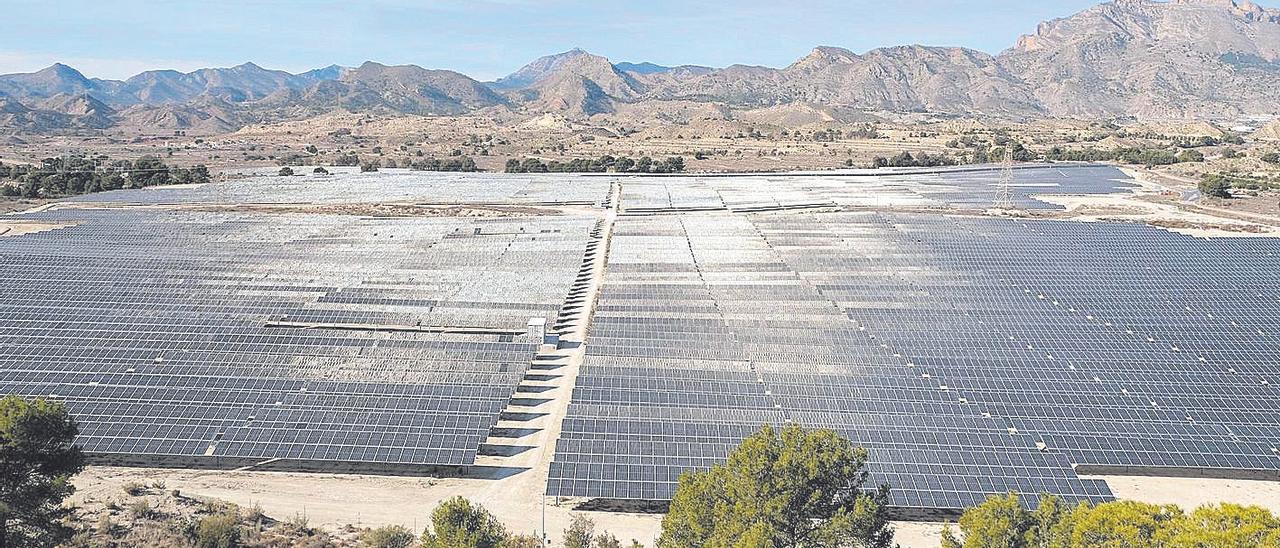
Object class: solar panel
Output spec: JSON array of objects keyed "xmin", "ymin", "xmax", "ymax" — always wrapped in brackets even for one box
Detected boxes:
[
  {"xmin": 0, "ymin": 207, "xmax": 595, "ymax": 469},
  {"xmin": 548, "ymin": 208, "xmax": 1280, "ymax": 511},
  {"xmin": 7, "ymin": 165, "xmax": 1277, "ymax": 515}
]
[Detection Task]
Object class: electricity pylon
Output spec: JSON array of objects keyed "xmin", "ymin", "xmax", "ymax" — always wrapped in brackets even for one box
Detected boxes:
[{"xmin": 993, "ymin": 147, "xmax": 1015, "ymax": 210}]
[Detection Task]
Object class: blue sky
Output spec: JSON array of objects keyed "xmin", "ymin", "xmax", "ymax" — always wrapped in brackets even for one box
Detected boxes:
[{"xmin": 0, "ymin": 0, "xmax": 1104, "ymax": 80}]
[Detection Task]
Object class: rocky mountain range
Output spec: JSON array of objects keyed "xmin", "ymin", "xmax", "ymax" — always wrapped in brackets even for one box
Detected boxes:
[{"xmin": 1, "ymin": 0, "xmax": 1278, "ymax": 133}]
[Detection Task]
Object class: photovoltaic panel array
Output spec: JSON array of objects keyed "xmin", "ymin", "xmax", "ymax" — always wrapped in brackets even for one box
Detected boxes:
[
  {"xmin": 549, "ymin": 211, "xmax": 1280, "ymax": 511},
  {"xmin": 860, "ymin": 214, "xmax": 1280, "ymax": 475},
  {"xmin": 66, "ymin": 171, "xmax": 613, "ymax": 207},
  {"xmin": 0, "ymin": 208, "xmax": 594, "ymax": 469},
  {"xmin": 617, "ymin": 165, "xmax": 1134, "ymax": 212}
]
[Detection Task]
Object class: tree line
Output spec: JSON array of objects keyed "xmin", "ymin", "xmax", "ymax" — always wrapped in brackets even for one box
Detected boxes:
[
  {"xmin": 871, "ymin": 151, "xmax": 959, "ymax": 168},
  {"xmin": 505, "ymin": 155, "xmax": 686, "ymax": 174},
  {"xmin": 943, "ymin": 492, "xmax": 1280, "ymax": 547},
  {"xmin": 1041, "ymin": 146, "xmax": 1210, "ymax": 166},
  {"xmin": 1198, "ymin": 172, "xmax": 1280, "ymax": 198},
  {"xmin": 332, "ymin": 154, "xmax": 481, "ymax": 173},
  {"xmin": 0, "ymin": 156, "xmax": 211, "ymax": 199},
  {"xmin": 877, "ymin": 140, "xmax": 1037, "ymax": 168},
  {"xmin": 872, "ymin": 144, "xmax": 1224, "ymax": 170},
  {"xmin": 353, "ymin": 157, "xmax": 480, "ymax": 173}
]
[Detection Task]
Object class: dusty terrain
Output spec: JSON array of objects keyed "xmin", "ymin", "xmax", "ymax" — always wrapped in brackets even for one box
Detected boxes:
[
  {"xmin": 71, "ymin": 467, "xmax": 1280, "ymax": 548},
  {"xmin": 1024, "ymin": 168, "xmax": 1280, "ymax": 238},
  {"xmin": 0, "ymin": 218, "xmax": 70, "ymax": 236},
  {"xmin": 0, "ymin": 197, "xmax": 50, "ymax": 214},
  {"xmin": 0, "ymin": 114, "xmax": 1271, "ymax": 172}
]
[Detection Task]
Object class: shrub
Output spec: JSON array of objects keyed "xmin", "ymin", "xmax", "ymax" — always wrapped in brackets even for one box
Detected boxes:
[
  {"xmin": 278, "ymin": 167, "xmax": 294, "ymax": 176},
  {"xmin": 361, "ymin": 525, "xmax": 415, "ymax": 548},
  {"xmin": 193, "ymin": 512, "xmax": 241, "ymax": 548},
  {"xmin": 123, "ymin": 481, "xmax": 147, "ymax": 496},
  {"xmin": 128, "ymin": 499, "xmax": 154, "ymax": 519},
  {"xmin": 1176, "ymin": 149, "xmax": 1204, "ymax": 163}
]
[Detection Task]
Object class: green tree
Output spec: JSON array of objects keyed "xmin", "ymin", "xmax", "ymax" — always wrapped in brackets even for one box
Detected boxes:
[
  {"xmin": 1026, "ymin": 494, "xmax": 1068, "ymax": 547},
  {"xmin": 635, "ymin": 156, "xmax": 653, "ymax": 173},
  {"xmin": 129, "ymin": 156, "xmax": 170, "ymax": 188},
  {"xmin": 944, "ymin": 493, "xmax": 1031, "ymax": 548},
  {"xmin": 1156, "ymin": 504, "xmax": 1280, "ymax": 547},
  {"xmin": 520, "ymin": 158, "xmax": 548, "ymax": 173},
  {"xmin": 659, "ymin": 424, "xmax": 893, "ymax": 548},
  {"xmin": 421, "ymin": 496, "xmax": 508, "ymax": 548},
  {"xmin": 190, "ymin": 165, "xmax": 212, "ymax": 183},
  {"xmin": 1063, "ymin": 500, "xmax": 1180, "ymax": 547},
  {"xmin": 941, "ymin": 493, "xmax": 1073, "ymax": 548},
  {"xmin": 1, "ymin": 395, "xmax": 85, "ymax": 548},
  {"xmin": 1198, "ymin": 174, "xmax": 1232, "ymax": 198}
]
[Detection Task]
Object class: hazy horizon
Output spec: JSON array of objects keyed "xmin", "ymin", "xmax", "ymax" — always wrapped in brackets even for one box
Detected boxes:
[{"xmin": 0, "ymin": 0, "xmax": 1108, "ymax": 80}]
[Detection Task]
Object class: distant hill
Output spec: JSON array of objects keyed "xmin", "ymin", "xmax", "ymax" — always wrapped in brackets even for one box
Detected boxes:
[
  {"xmin": 491, "ymin": 48, "xmax": 643, "ymax": 116},
  {"xmin": 1003, "ymin": 0, "xmax": 1280, "ymax": 119},
  {"xmin": 0, "ymin": 63, "xmax": 96, "ymax": 99},
  {"xmin": 1, "ymin": 0, "xmax": 1278, "ymax": 132}
]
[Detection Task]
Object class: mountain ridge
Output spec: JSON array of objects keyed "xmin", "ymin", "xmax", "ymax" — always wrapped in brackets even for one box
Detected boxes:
[{"xmin": 2, "ymin": 0, "xmax": 1278, "ymax": 131}]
